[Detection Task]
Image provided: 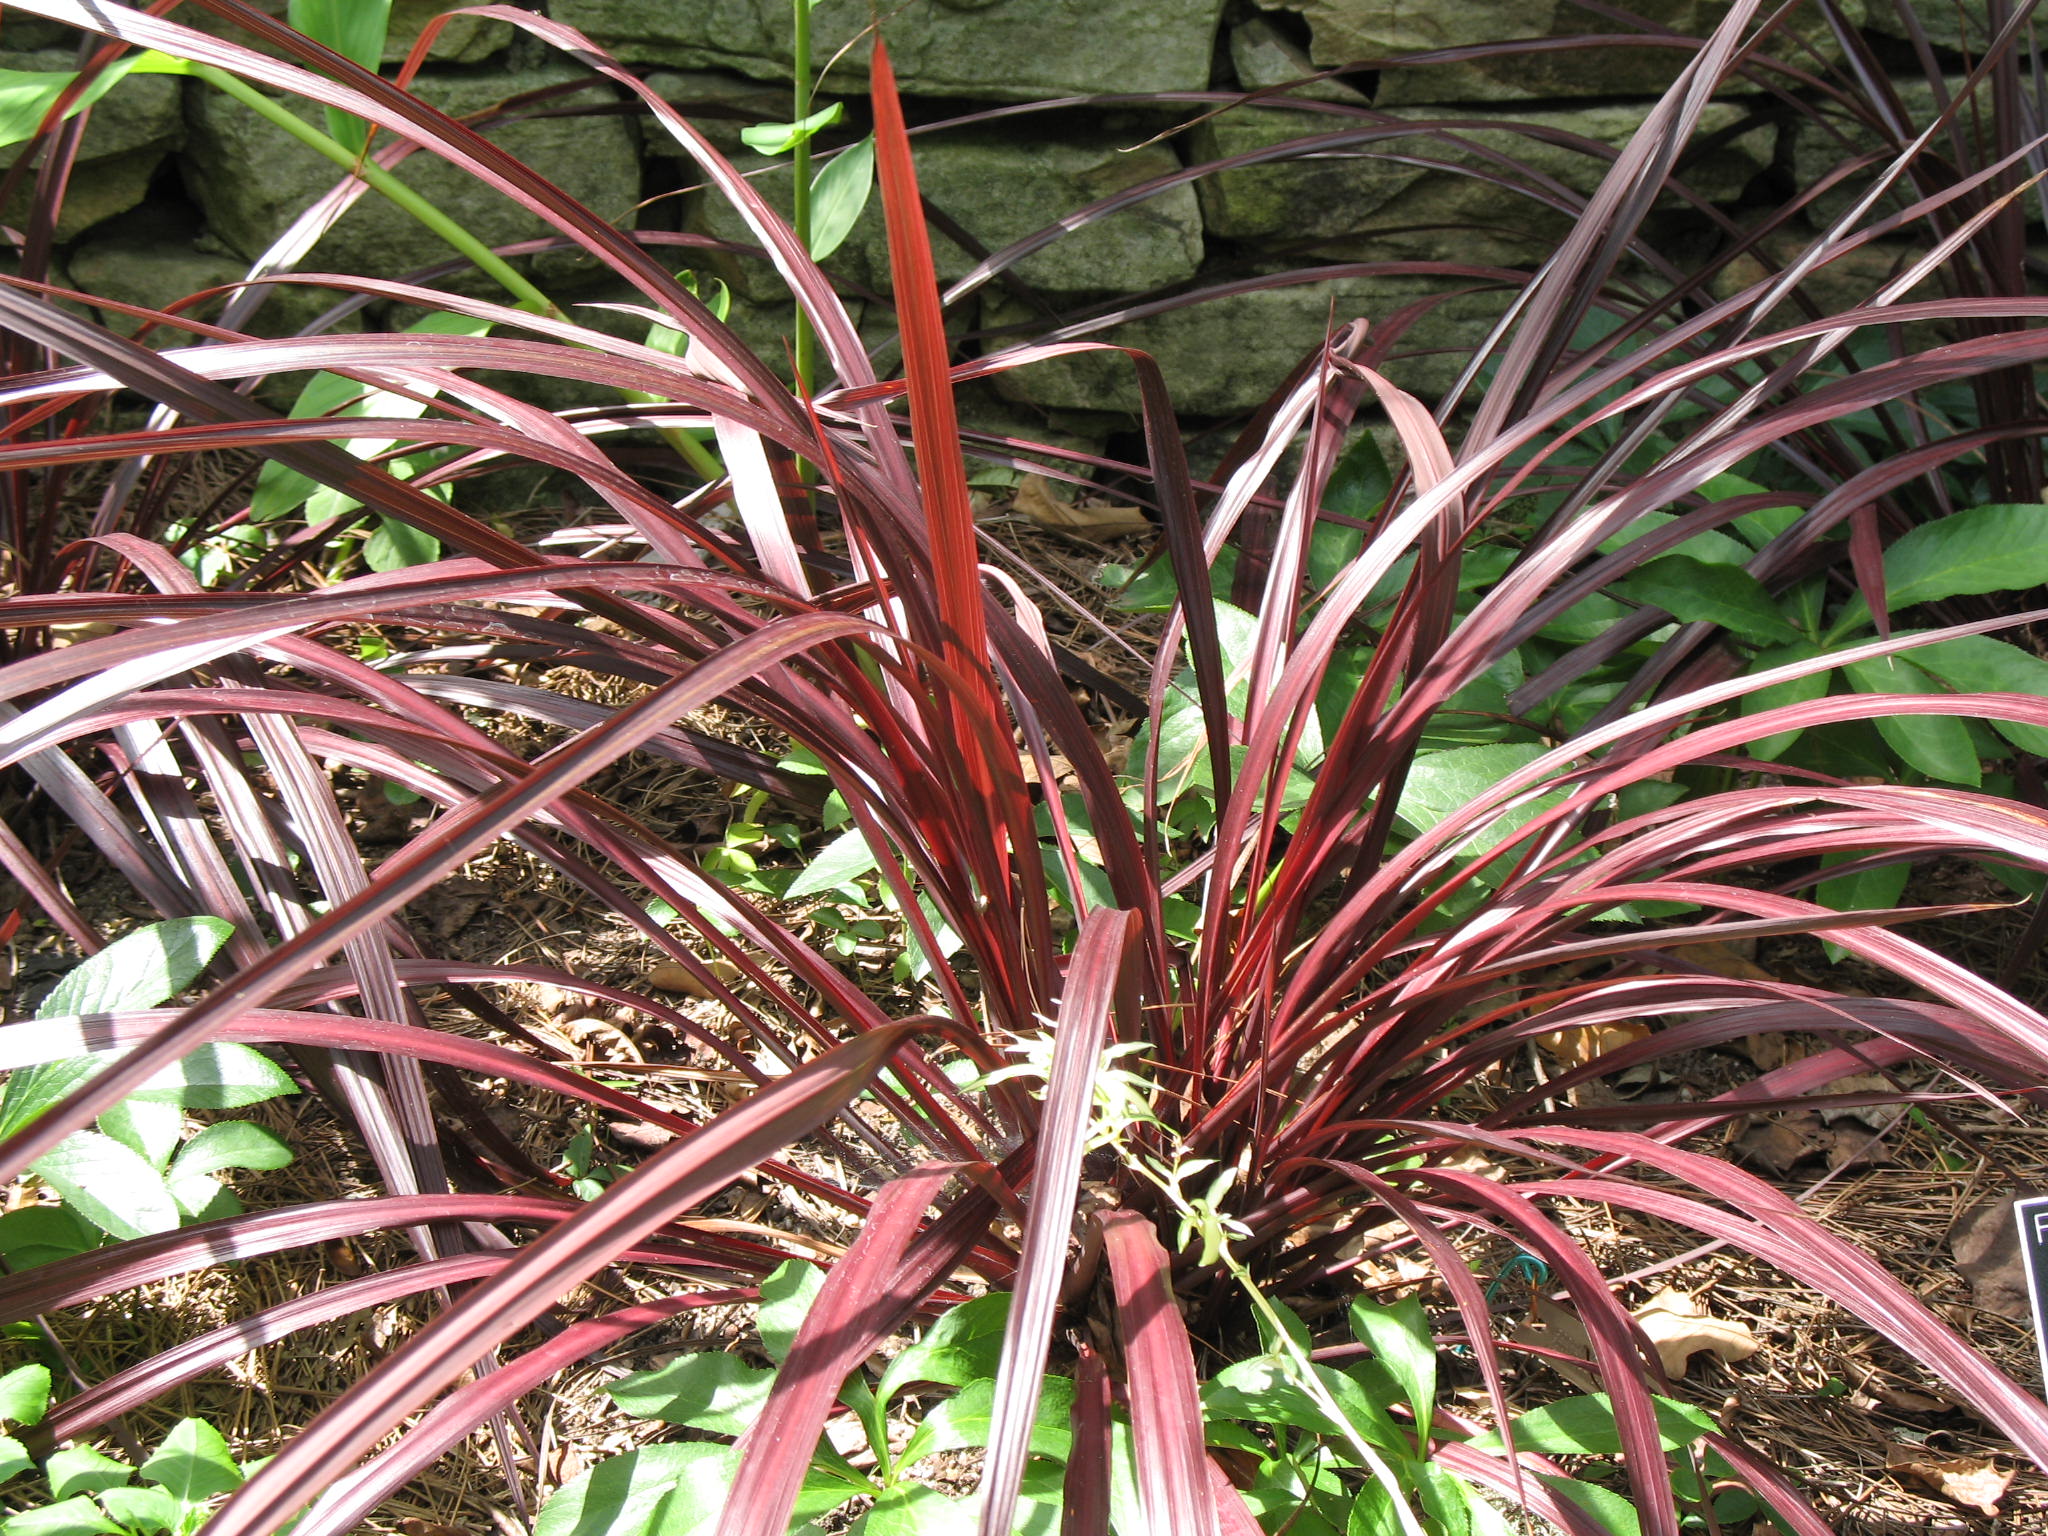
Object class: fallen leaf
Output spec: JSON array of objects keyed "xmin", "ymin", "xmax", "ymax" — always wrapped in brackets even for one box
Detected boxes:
[
  {"xmin": 1535, "ymin": 1020, "xmax": 1651, "ymax": 1069},
  {"xmin": 1012, "ymin": 473, "xmax": 1149, "ymax": 539},
  {"xmin": 1631, "ymin": 1286, "xmax": 1758, "ymax": 1377},
  {"xmin": 1513, "ymin": 1294, "xmax": 1599, "ymax": 1392},
  {"xmin": 645, "ymin": 958, "xmax": 740, "ymax": 996},
  {"xmin": 1886, "ymin": 1446, "xmax": 2013, "ymax": 1516},
  {"xmin": 1736, "ymin": 1031, "xmax": 1809, "ymax": 1070},
  {"xmin": 1947, "ymin": 1189, "xmax": 2044, "ymax": 1323},
  {"xmin": 1815, "ymin": 1072, "xmax": 1907, "ymax": 1130},
  {"xmin": 1684, "ymin": 939, "xmax": 1775, "ymax": 982},
  {"xmin": 1731, "ymin": 1112, "xmax": 1824, "ymax": 1174}
]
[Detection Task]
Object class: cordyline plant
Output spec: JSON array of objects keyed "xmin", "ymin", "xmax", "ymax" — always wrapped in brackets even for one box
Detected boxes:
[{"xmin": 4, "ymin": 0, "xmax": 2048, "ymax": 1532}]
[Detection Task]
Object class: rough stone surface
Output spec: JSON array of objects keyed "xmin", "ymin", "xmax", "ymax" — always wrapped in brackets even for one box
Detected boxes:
[
  {"xmin": 982, "ymin": 275, "xmax": 1507, "ymax": 415},
  {"xmin": 551, "ymin": 0, "xmax": 1227, "ymax": 100},
  {"xmin": 639, "ymin": 69, "xmax": 796, "ymax": 155},
  {"xmin": 179, "ymin": 65, "xmax": 640, "ymax": 283},
  {"xmin": 65, "ymin": 220, "xmax": 364, "ymax": 341},
  {"xmin": 179, "ymin": 0, "xmax": 515, "ymax": 65},
  {"xmin": 1789, "ymin": 75, "xmax": 1994, "ymax": 228},
  {"xmin": 1228, "ymin": 16, "xmax": 1372, "ymax": 104},
  {"xmin": 695, "ymin": 130, "xmax": 1203, "ymax": 301},
  {"xmin": 1250, "ymin": 0, "xmax": 1864, "ymax": 104},
  {"xmin": 0, "ymin": 50, "xmax": 185, "ymax": 241},
  {"xmin": 1191, "ymin": 99, "xmax": 1771, "ymax": 255}
]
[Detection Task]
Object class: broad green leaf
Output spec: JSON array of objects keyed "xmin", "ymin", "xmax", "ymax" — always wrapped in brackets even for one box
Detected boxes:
[
  {"xmin": 95, "ymin": 1486, "xmax": 178, "ymax": 1535},
  {"xmin": 1699, "ymin": 472, "xmax": 1802, "ymax": 551},
  {"xmin": 808, "ymin": 136, "xmax": 874, "ymax": 261},
  {"xmin": 1882, "ymin": 503, "xmax": 2048, "ymax": 611},
  {"xmin": 1815, "ymin": 852, "xmax": 1909, "ymax": 916},
  {"xmin": 0, "ymin": 1063, "xmax": 100, "ymax": 1144},
  {"xmin": 1614, "ymin": 554, "xmax": 1799, "ymax": 643},
  {"xmin": 48, "ymin": 1444, "xmax": 131, "ymax": 1500},
  {"xmin": 877, "ymin": 1293, "xmax": 1011, "ymax": 1405},
  {"xmin": 288, "ymin": 0, "xmax": 391, "ymax": 152},
  {"xmin": 784, "ymin": 826, "xmax": 883, "ymax": 899},
  {"xmin": 533, "ymin": 1444, "xmax": 735, "ymax": 1536},
  {"xmin": 1543, "ymin": 1474, "xmax": 1642, "ymax": 1536},
  {"xmin": 0, "ymin": 1364, "xmax": 50, "ymax": 1427},
  {"xmin": 250, "ymin": 311, "xmax": 492, "ymax": 524},
  {"xmin": 1324, "ymin": 430, "xmax": 1394, "ymax": 525},
  {"xmin": 1465, "ymin": 1393, "xmax": 1716, "ymax": 1456},
  {"xmin": 897, "ymin": 1374, "xmax": 1074, "ymax": 1468},
  {"xmin": 1202, "ymin": 1357, "xmax": 1406, "ymax": 1453},
  {"xmin": 166, "ymin": 1121, "xmax": 294, "ymax": 1218},
  {"xmin": 1347, "ymin": 1484, "xmax": 1410, "ymax": 1536},
  {"xmin": 0, "ymin": 1206, "xmax": 98, "ymax": 1270},
  {"xmin": 0, "ymin": 1434, "xmax": 29, "ymax": 1485},
  {"xmin": 96, "ymin": 1098, "xmax": 182, "ymax": 1171},
  {"xmin": 0, "ymin": 1497, "xmax": 124, "ymax": 1536},
  {"xmin": 1740, "ymin": 641, "xmax": 1830, "ymax": 760},
  {"xmin": 1395, "ymin": 743, "xmax": 1562, "ymax": 856},
  {"xmin": 127, "ymin": 1044, "xmax": 298, "ymax": 1111},
  {"xmin": 139, "ymin": 1419, "xmax": 242, "ymax": 1503},
  {"xmin": 1842, "ymin": 656, "xmax": 1981, "ymax": 784},
  {"xmin": 32, "ymin": 1132, "xmax": 181, "ymax": 1241},
  {"xmin": 756, "ymin": 1259, "xmax": 825, "ymax": 1365},
  {"xmin": 739, "ymin": 103, "xmax": 842, "ymax": 155},
  {"xmin": 1348, "ymin": 1294, "xmax": 1437, "ymax": 1444},
  {"xmin": 1597, "ymin": 510, "xmax": 1751, "ymax": 567},
  {"xmin": 852, "ymin": 1475, "xmax": 1062, "ymax": 1536},
  {"xmin": 1910, "ymin": 633, "xmax": 2048, "ymax": 755},
  {"xmin": 362, "ymin": 515, "xmax": 440, "ymax": 573},
  {"xmin": 36, "ymin": 918, "xmax": 234, "ymax": 1020},
  {"xmin": 608, "ymin": 1352, "xmax": 776, "ymax": 1436}
]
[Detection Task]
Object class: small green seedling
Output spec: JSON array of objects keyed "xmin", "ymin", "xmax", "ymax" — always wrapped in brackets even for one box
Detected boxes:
[{"xmin": 0, "ymin": 919, "xmax": 297, "ymax": 1266}]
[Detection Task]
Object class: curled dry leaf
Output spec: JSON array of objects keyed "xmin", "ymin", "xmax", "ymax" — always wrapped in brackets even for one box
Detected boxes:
[
  {"xmin": 1946, "ymin": 1189, "xmax": 2042, "ymax": 1323},
  {"xmin": 1534, "ymin": 1020, "xmax": 1651, "ymax": 1068},
  {"xmin": 1885, "ymin": 1446, "xmax": 2013, "ymax": 1516},
  {"xmin": 1513, "ymin": 1293, "xmax": 1599, "ymax": 1392},
  {"xmin": 1011, "ymin": 472, "xmax": 1150, "ymax": 539},
  {"xmin": 1630, "ymin": 1286, "xmax": 1758, "ymax": 1377},
  {"xmin": 645, "ymin": 957, "xmax": 740, "ymax": 996}
]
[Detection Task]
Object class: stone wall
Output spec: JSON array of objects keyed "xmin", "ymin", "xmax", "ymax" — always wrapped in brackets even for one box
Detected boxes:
[{"xmin": 0, "ymin": 0, "xmax": 1988, "ymax": 440}]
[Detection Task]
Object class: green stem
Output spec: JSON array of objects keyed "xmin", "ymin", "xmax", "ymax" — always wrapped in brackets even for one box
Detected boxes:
[{"xmin": 191, "ymin": 64, "xmax": 556, "ymax": 318}]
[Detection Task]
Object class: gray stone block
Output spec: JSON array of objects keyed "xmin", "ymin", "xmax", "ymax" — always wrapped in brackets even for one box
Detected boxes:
[
  {"xmin": 1250, "ymin": 0, "xmax": 1863, "ymax": 105},
  {"xmin": 695, "ymin": 129, "xmax": 1202, "ymax": 303},
  {"xmin": 65, "ymin": 227, "xmax": 364, "ymax": 342},
  {"xmin": 1190, "ymin": 99, "xmax": 1773, "ymax": 255},
  {"xmin": 0, "ymin": 50, "xmax": 185, "ymax": 241},
  {"xmin": 179, "ymin": 65, "xmax": 640, "ymax": 285},
  {"xmin": 1788, "ymin": 75, "xmax": 1997, "ymax": 230},
  {"xmin": 179, "ymin": 1, "xmax": 517, "ymax": 66},
  {"xmin": 982, "ymin": 274, "xmax": 1509, "ymax": 415},
  {"xmin": 551, "ymin": 0, "xmax": 1226, "ymax": 100}
]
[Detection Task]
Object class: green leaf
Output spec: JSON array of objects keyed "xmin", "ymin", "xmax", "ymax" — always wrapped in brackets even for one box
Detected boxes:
[
  {"xmin": 897, "ymin": 1375, "xmax": 1074, "ymax": 1468},
  {"xmin": 1740, "ymin": 641, "xmax": 1831, "ymax": 761},
  {"xmin": 784, "ymin": 826, "xmax": 883, "ymax": 899},
  {"xmin": 139, "ymin": 1419, "xmax": 243, "ymax": 1503},
  {"xmin": 0, "ymin": 1497, "xmax": 125, "ymax": 1536},
  {"xmin": 1842, "ymin": 656, "xmax": 1981, "ymax": 784},
  {"xmin": 287, "ymin": 0, "xmax": 391, "ymax": 152},
  {"xmin": 1465, "ymin": 1393, "xmax": 1716, "ymax": 1456},
  {"xmin": 95, "ymin": 1485, "xmax": 178, "ymax": 1535},
  {"xmin": 1882, "ymin": 503, "xmax": 2048, "ymax": 610},
  {"xmin": 1347, "ymin": 1294, "xmax": 1436, "ymax": 1445},
  {"xmin": 32, "ymin": 1133, "xmax": 182, "ymax": 1241},
  {"xmin": 96, "ymin": 1098, "xmax": 182, "ymax": 1171},
  {"xmin": 48, "ymin": 1444, "xmax": 131, "ymax": 1500},
  {"xmin": 1347, "ymin": 1484, "xmax": 1410, "ymax": 1536},
  {"xmin": 126, "ymin": 1044, "xmax": 298, "ymax": 1111},
  {"xmin": 877, "ymin": 1293, "xmax": 1011, "ymax": 1405},
  {"xmin": 739, "ymin": 103, "xmax": 842, "ymax": 155},
  {"xmin": 532, "ymin": 1444, "xmax": 736, "ymax": 1536},
  {"xmin": 0, "ymin": 1434, "xmax": 29, "ymax": 1485},
  {"xmin": 0, "ymin": 54, "xmax": 195, "ymax": 151},
  {"xmin": 1909, "ymin": 634, "xmax": 2048, "ymax": 755},
  {"xmin": 1815, "ymin": 852, "xmax": 1909, "ymax": 916},
  {"xmin": 0, "ymin": 1364, "xmax": 50, "ymax": 1428},
  {"xmin": 1395, "ymin": 743, "xmax": 1561, "ymax": 856},
  {"xmin": 0, "ymin": 1206, "xmax": 98, "ymax": 1270},
  {"xmin": 362, "ymin": 516, "xmax": 441, "ymax": 573},
  {"xmin": 1614, "ymin": 554, "xmax": 1799, "ymax": 643},
  {"xmin": 808, "ymin": 136, "xmax": 875, "ymax": 261},
  {"xmin": 849, "ymin": 1484, "xmax": 989, "ymax": 1536},
  {"xmin": 36, "ymin": 918, "xmax": 234, "ymax": 1020},
  {"xmin": 1597, "ymin": 510, "xmax": 1752, "ymax": 567},
  {"xmin": 165, "ymin": 1121, "xmax": 294, "ymax": 1218},
  {"xmin": 1202, "ymin": 1357, "xmax": 1407, "ymax": 1454},
  {"xmin": 607, "ymin": 1352, "xmax": 776, "ymax": 1436},
  {"xmin": 1542, "ymin": 1474, "xmax": 1643, "ymax": 1536},
  {"xmin": 756, "ymin": 1259, "xmax": 825, "ymax": 1365}
]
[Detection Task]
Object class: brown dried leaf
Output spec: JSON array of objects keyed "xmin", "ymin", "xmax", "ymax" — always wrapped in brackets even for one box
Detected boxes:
[
  {"xmin": 1534, "ymin": 1020, "xmax": 1651, "ymax": 1068},
  {"xmin": 1736, "ymin": 1031, "xmax": 1809, "ymax": 1070},
  {"xmin": 1631, "ymin": 1286, "xmax": 1758, "ymax": 1377},
  {"xmin": 1513, "ymin": 1294, "xmax": 1598, "ymax": 1392},
  {"xmin": 1685, "ymin": 940, "xmax": 1775, "ymax": 981},
  {"xmin": 1886, "ymin": 1447, "xmax": 2013, "ymax": 1516},
  {"xmin": 1012, "ymin": 473, "xmax": 1149, "ymax": 539},
  {"xmin": 1732, "ymin": 1112, "xmax": 1824, "ymax": 1174},
  {"xmin": 1947, "ymin": 1189, "xmax": 2044, "ymax": 1323}
]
